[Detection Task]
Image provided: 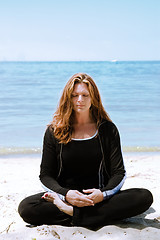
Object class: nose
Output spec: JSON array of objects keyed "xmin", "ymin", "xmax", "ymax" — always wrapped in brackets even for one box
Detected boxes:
[{"xmin": 77, "ymin": 95, "xmax": 83, "ymax": 102}]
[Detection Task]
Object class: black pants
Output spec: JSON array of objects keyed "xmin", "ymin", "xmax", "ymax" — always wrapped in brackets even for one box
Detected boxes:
[{"xmin": 18, "ymin": 188, "xmax": 153, "ymax": 229}]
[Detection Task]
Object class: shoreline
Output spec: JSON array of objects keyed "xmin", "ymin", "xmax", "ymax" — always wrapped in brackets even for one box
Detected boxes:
[
  {"xmin": 0, "ymin": 145, "xmax": 160, "ymax": 157},
  {"xmin": 0, "ymin": 153, "xmax": 160, "ymax": 239},
  {"xmin": 0, "ymin": 151, "xmax": 160, "ymax": 162}
]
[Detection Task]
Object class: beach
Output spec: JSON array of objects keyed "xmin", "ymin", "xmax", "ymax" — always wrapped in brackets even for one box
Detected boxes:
[
  {"xmin": 0, "ymin": 60, "xmax": 160, "ymax": 240},
  {"xmin": 0, "ymin": 153, "xmax": 160, "ymax": 240}
]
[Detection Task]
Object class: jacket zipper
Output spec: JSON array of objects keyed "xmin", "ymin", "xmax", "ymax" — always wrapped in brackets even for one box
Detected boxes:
[
  {"xmin": 98, "ymin": 121, "xmax": 111, "ymax": 188},
  {"xmin": 57, "ymin": 143, "xmax": 63, "ymax": 179}
]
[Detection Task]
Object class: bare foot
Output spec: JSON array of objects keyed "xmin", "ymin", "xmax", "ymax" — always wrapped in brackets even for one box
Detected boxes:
[{"xmin": 42, "ymin": 192, "xmax": 73, "ymax": 216}]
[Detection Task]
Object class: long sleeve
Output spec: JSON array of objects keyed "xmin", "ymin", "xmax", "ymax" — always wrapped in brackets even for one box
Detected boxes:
[
  {"xmin": 100, "ymin": 122, "xmax": 126, "ymax": 199},
  {"xmin": 39, "ymin": 126, "xmax": 70, "ymax": 198}
]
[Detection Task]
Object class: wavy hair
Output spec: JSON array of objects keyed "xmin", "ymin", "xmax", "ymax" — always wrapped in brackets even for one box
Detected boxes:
[{"xmin": 50, "ymin": 73, "xmax": 111, "ymax": 144}]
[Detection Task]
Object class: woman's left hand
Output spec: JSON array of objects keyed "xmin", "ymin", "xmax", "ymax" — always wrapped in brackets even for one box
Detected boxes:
[{"xmin": 83, "ymin": 188, "xmax": 103, "ymax": 204}]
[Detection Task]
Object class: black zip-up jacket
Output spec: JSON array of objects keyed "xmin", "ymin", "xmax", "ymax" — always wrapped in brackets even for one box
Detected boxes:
[{"xmin": 39, "ymin": 120, "xmax": 126, "ymax": 201}]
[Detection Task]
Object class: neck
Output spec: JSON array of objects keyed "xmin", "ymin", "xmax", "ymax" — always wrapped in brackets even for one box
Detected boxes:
[{"xmin": 73, "ymin": 111, "xmax": 93, "ymax": 124}]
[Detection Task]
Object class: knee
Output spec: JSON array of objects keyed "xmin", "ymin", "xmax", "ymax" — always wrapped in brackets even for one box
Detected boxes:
[
  {"xmin": 18, "ymin": 198, "xmax": 28, "ymax": 220},
  {"xmin": 141, "ymin": 189, "xmax": 153, "ymax": 207},
  {"xmin": 18, "ymin": 198, "xmax": 33, "ymax": 224}
]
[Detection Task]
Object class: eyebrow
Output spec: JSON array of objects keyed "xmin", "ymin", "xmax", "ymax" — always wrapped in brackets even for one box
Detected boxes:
[
  {"xmin": 72, "ymin": 90, "xmax": 89, "ymax": 94},
  {"xmin": 72, "ymin": 93, "xmax": 89, "ymax": 96}
]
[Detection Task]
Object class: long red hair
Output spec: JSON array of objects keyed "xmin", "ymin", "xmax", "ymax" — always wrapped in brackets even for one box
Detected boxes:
[{"xmin": 50, "ymin": 73, "xmax": 111, "ymax": 143}]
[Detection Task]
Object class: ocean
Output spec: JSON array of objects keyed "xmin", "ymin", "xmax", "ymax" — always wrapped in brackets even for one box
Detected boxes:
[{"xmin": 0, "ymin": 61, "xmax": 160, "ymax": 155}]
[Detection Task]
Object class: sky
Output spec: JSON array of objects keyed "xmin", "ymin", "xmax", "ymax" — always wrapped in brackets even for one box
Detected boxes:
[{"xmin": 0, "ymin": 0, "xmax": 160, "ymax": 61}]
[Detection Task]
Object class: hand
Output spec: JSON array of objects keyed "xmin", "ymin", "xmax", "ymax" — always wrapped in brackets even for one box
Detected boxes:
[
  {"xmin": 66, "ymin": 190, "xmax": 94, "ymax": 207},
  {"xmin": 83, "ymin": 188, "xmax": 103, "ymax": 204}
]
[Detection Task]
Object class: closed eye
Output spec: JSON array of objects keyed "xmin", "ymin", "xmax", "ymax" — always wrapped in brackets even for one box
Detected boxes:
[{"xmin": 83, "ymin": 94, "xmax": 89, "ymax": 97}]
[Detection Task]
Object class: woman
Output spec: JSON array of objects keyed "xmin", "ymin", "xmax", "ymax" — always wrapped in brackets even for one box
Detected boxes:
[{"xmin": 18, "ymin": 73, "xmax": 153, "ymax": 229}]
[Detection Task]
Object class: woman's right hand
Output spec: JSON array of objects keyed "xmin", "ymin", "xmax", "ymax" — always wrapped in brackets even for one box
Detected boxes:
[{"xmin": 65, "ymin": 190, "xmax": 94, "ymax": 207}]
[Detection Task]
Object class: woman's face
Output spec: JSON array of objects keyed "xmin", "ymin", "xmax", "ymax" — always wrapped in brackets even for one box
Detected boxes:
[{"xmin": 71, "ymin": 83, "xmax": 92, "ymax": 114}]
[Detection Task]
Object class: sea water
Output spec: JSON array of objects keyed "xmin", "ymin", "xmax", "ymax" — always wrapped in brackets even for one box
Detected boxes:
[{"xmin": 0, "ymin": 61, "xmax": 160, "ymax": 155}]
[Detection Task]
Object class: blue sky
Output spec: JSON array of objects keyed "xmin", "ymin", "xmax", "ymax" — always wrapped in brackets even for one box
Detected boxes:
[{"xmin": 0, "ymin": 0, "xmax": 159, "ymax": 61}]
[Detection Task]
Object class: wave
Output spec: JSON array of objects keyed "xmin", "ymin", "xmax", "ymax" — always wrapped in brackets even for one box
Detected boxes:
[
  {"xmin": 123, "ymin": 146, "xmax": 160, "ymax": 152},
  {"xmin": 0, "ymin": 146, "xmax": 160, "ymax": 155},
  {"xmin": 0, "ymin": 147, "xmax": 42, "ymax": 155}
]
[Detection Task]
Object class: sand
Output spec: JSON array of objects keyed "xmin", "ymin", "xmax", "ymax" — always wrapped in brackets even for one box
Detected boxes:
[{"xmin": 0, "ymin": 153, "xmax": 160, "ymax": 239}]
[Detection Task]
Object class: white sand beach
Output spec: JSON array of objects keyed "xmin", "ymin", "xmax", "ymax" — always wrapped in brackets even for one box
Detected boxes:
[{"xmin": 0, "ymin": 153, "xmax": 160, "ymax": 240}]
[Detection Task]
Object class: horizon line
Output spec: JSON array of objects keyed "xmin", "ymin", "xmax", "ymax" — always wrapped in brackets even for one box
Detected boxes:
[{"xmin": 0, "ymin": 60, "xmax": 160, "ymax": 63}]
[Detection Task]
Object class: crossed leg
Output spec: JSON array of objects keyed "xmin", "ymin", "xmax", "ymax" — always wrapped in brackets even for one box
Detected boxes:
[{"xmin": 18, "ymin": 188, "xmax": 153, "ymax": 228}]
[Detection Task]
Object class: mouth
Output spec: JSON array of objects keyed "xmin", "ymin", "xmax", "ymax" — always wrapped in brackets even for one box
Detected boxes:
[{"xmin": 77, "ymin": 105, "xmax": 85, "ymax": 107}]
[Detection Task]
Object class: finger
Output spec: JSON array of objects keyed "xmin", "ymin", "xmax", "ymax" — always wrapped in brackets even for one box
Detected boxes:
[
  {"xmin": 79, "ymin": 195, "xmax": 94, "ymax": 205},
  {"xmin": 87, "ymin": 193, "xmax": 95, "ymax": 200},
  {"xmin": 83, "ymin": 189, "xmax": 94, "ymax": 194},
  {"xmin": 76, "ymin": 191, "xmax": 85, "ymax": 196},
  {"xmin": 79, "ymin": 194, "xmax": 92, "ymax": 200},
  {"xmin": 74, "ymin": 191, "xmax": 92, "ymax": 200},
  {"xmin": 77, "ymin": 200, "xmax": 94, "ymax": 207}
]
